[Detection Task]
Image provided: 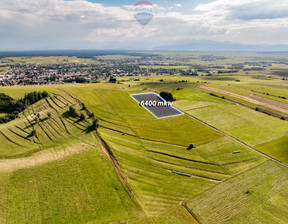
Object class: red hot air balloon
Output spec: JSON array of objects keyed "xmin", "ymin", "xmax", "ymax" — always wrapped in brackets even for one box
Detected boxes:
[{"xmin": 134, "ymin": 1, "xmax": 154, "ymax": 26}]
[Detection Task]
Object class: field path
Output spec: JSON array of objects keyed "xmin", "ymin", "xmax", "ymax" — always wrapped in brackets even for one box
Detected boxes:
[
  {"xmin": 200, "ymin": 86, "xmax": 288, "ymax": 115},
  {"xmin": 0, "ymin": 142, "xmax": 92, "ymax": 171}
]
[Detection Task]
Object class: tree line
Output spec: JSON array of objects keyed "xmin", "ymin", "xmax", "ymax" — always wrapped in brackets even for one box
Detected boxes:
[{"xmin": 0, "ymin": 91, "xmax": 49, "ymax": 124}]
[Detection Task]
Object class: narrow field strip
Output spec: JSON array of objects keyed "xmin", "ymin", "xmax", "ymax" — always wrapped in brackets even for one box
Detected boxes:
[
  {"xmin": 158, "ymin": 166, "xmax": 223, "ymax": 182},
  {"xmin": 7, "ymin": 128, "xmax": 29, "ymax": 141},
  {"xmin": 100, "ymin": 126, "xmax": 188, "ymax": 147},
  {"xmin": 150, "ymin": 157, "xmax": 230, "ymax": 176},
  {"xmin": 0, "ymin": 131, "xmax": 22, "ymax": 146},
  {"xmin": 14, "ymin": 125, "xmax": 29, "ymax": 134},
  {"xmin": 147, "ymin": 150, "xmax": 220, "ymax": 166}
]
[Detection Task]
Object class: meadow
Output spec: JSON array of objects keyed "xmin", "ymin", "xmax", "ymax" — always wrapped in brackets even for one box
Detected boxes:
[{"xmin": 0, "ymin": 53, "xmax": 288, "ymax": 223}]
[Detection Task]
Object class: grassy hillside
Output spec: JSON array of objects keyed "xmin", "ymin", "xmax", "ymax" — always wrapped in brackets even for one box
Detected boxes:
[
  {"xmin": 0, "ymin": 134, "xmax": 145, "ymax": 224},
  {"xmin": 0, "ymin": 78, "xmax": 287, "ymax": 223},
  {"xmin": 59, "ymin": 84, "xmax": 276, "ymax": 222},
  {"xmin": 187, "ymin": 161, "xmax": 288, "ymax": 224},
  {"xmin": 0, "ymin": 89, "xmax": 147, "ymax": 223}
]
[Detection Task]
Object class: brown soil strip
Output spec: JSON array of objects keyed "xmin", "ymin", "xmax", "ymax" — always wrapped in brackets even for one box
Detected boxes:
[
  {"xmin": 200, "ymin": 86, "xmax": 288, "ymax": 115},
  {"xmin": 0, "ymin": 142, "xmax": 91, "ymax": 171},
  {"xmin": 249, "ymin": 94, "xmax": 288, "ymax": 110}
]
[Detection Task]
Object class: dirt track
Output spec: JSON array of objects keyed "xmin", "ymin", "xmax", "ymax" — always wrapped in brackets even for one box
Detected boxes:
[{"xmin": 200, "ymin": 86, "xmax": 288, "ymax": 115}]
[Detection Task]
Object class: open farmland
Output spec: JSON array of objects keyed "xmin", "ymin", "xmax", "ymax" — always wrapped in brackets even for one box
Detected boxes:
[
  {"xmin": 60, "ymin": 84, "xmax": 285, "ymax": 223},
  {"xmin": 187, "ymin": 161, "xmax": 288, "ymax": 224},
  {"xmin": 0, "ymin": 134, "xmax": 145, "ymax": 224},
  {"xmin": 0, "ymin": 52, "xmax": 288, "ymax": 223}
]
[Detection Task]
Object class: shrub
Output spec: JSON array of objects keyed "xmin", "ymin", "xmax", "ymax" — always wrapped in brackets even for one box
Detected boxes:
[
  {"xmin": 160, "ymin": 91, "xmax": 174, "ymax": 101},
  {"xmin": 92, "ymin": 118, "xmax": 99, "ymax": 130},
  {"xmin": 80, "ymin": 113, "xmax": 85, "ymax": 121},
  {"xmin": 187, "ymin": 144, "xmax": 194, "ymax": 150}
]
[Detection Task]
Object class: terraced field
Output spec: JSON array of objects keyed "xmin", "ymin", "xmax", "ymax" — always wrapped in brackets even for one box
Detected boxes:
[
  {"xmin": 0, "ymin": 80, "xmax": 287, "ymax": 223},
  {"xmin": 60, "ymin": 85, "xmax": 283, "ymax": 222},
  {"xmin": 0, "ymin": 90, "xmax": 90, "ymax": 158},
  {"xmin": 0, "ymin": 89, "xmax": 148, "ymax": 223}
]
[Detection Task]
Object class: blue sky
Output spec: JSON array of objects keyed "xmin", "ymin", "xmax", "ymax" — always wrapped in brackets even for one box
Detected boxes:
[{"xmin": 0, "ymin": 0, "xmax": 288, "ymax": 50}]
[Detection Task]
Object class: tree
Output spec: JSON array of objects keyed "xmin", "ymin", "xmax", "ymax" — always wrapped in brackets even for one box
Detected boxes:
[
  {"xmin": 160, "ymin": 91, "xmax": 174, "ymax": 101},
  {"xmin": 109, "ymin": 77, "xmax": 117, "ymax": 83},
  {"xmin": 92, "ymin": 118, "xmax": 99, "ymax": 130},
  {"xmin": 187, "ymin": 144, "xmax": 194, "ymax": 150},
  {"xmin": 41, "ymin": 91, "xmax": 49, "ymax": 98},
  {"xmin": 35, "ymin": 116, "xmax": 39, "ymax": 124},
  {"xmin": 80, "ymin": 113, "xmax": 85, "ymax": 121},
  {"xmin": 69, "ymin": 106, "xmax": 76, "ymax": 115},
  {"xmin": 47, "ymin": 112, "xmax": 51, "ymax": 118}
]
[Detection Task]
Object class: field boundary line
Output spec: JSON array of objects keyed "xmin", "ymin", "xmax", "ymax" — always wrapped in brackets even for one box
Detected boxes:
[
  {"xmin": 180, "ymin": 202, "xmax": 201, "ymax": 224},
  {"xmin": 100, "ymin": 125, "xmax": 188, "ymax": 147},
  {"xmin": 183, "ymin": 111, "xmax": 288, "ymax": 169}
]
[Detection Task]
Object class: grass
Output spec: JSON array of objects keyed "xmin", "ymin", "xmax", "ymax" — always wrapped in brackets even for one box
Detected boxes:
[
  {"xmin": 60, "ymin": 85, "xmax": 269, "ymax": 220},
  {"xmin": 181, "ymin": 102, "xmax": 288, "ymax": 147},
  {"xmin": 255, "ymin": 135, "xmax": 288, "ymax": 164},
  {"xmin": 151, "ymin": 205, "xmax": 199, "ymax": 224},
  {"xmin": 0, "ymin": 91, "xmax": 92, "ymax": 158},
  {"xmin": 0, "ymin": 73, "xmax": 287, "ymax": 223},
  {"xmin": 0, "ymin": 85, "xmax": 56, "ymax": 98},
  {"xmin": 172, "ymin": 88, "xmax": 228, "ymax": 103},
  {"xmin": 0, "ymin": 135, "xmax": 145, "ymax": 224},
  {"xmin": 187, "ymin": 161, "xmax": 288, "ymax": 224}
]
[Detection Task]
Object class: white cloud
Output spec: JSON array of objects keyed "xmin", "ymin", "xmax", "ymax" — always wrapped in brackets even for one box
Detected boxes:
[{"xmin": 0, "ymin": 0, "xmax": 287, "ymax": 50}]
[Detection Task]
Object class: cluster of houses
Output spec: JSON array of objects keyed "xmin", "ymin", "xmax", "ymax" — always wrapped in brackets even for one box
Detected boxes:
[{"xmin": 0, "ymin": 63, "xmax": 147, "ymax": 86}]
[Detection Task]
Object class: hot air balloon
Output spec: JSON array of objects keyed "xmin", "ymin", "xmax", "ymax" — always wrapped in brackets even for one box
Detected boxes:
[{"xmin": 134, "ymin": 1, "xmax": 154, "ymax": 26}]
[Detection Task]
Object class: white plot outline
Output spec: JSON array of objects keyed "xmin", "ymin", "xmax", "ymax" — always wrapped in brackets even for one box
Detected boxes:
[{"xmin": 130, "ymin": 92, "xmax": 184, "ymax": 119}]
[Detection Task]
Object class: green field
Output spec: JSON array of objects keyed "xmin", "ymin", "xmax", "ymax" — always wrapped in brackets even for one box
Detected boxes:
[
  {"xmin": 187, "ymin": 161, "xmax": 288, "ymax": 224},
  {"xmin": 0, "ymin": 134, "xmax": 145, "ymax": 224},
  {"xmin": 0, "ymin": 65, "xmax": 288, "ymax": 224}
]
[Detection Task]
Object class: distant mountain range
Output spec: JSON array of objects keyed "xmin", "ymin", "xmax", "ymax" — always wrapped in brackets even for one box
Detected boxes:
[
  {"xmin": 1, "ymin": 39, "xmax": 288, "ymax": 55},
  {"xmin": 153, "ymin": 39, "xmax": 288, "ymax": 52}
]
